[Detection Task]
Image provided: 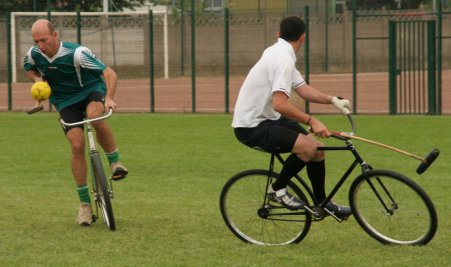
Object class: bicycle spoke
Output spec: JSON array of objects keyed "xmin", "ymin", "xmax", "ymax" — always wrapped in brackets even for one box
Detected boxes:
[
  {"xmin": 91, "ymin": 152, "xmax": 116, "ymax": 231},
  {"xmin": 350, "ymin": 170, "xmax": 437, "ymax": 245},
  {"xmin": 220, "ymin": 170, "xmax": 311, "ymax": 245}
]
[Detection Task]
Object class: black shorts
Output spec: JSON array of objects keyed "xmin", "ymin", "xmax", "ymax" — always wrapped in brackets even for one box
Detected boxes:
[
  {"xmin": 234, "ymin": 117, "xmax": 308, "ymax": 153},
  {"xmin": 59, "ymin": 92, "xmax": 105, "ymax": 134}
]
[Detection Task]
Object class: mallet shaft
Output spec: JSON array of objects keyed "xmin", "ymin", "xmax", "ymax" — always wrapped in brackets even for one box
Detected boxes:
[{"xmin": 337, "ymin": 132, "xmax": 425, "ymax": 162}]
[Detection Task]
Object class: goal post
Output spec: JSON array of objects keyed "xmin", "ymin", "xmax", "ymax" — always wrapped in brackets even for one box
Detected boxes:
[{"xmin": 11, "ymin": 10, "xmax": 169, "ymax": 82}]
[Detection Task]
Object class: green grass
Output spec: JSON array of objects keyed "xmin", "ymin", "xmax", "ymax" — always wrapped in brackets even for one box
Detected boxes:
[{"xmin": 0, "ymin": 112, "xmax": 450, "ymax": 266}]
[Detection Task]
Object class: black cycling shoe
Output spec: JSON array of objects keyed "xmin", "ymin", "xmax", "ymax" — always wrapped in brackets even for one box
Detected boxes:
[{"xmin": 324, "ymin": 201, "xmax": 352, "ymax": 220}]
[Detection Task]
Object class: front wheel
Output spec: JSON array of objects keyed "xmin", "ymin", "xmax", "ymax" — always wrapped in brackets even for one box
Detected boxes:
[
  {"xmin": 91, "ymin": 152, "xmax": 116, "ymax": 231},
  {"xmin": 349, "ymin": 169, "xmax": 437, "ymax": 245},
  {"xmin": 220, "ymin": 169, "xmax": 312, "ymax": 245}
]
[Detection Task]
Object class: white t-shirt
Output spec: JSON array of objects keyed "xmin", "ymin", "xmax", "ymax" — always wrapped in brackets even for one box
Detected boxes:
[{"xmin": 232, "ymin": 38, "xmax": 305, "ymax": 128}]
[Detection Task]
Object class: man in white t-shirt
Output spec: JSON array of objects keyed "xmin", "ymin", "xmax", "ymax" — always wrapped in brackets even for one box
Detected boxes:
[{"xmin": 232, "ymin": 16, "xmax": 352, "ymax": 220}]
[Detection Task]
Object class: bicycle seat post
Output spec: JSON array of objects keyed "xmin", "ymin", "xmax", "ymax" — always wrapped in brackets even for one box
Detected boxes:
[
  {"xmin": 269, "ymin": 153, "xmax": 277, "ymax": 175},
  {"xmin": 85, "ymin": 122, "xmax": 97, "ymax": 153}
]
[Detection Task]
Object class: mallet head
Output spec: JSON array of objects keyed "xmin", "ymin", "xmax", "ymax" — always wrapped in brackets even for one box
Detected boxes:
[
  {"xmin": 27, "ymin": 105, "xmax": 44, "ymax": 114},
  {"xmin": 416, "ymin": 148, "xmax": 440, "ymax": 174}
]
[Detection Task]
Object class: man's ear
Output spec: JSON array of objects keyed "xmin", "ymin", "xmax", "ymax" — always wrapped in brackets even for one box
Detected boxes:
[
  {"xmin": 276, "ymin": 31, "xmax": 281, "ymax": 38},
  {"xmin": 299, "ymin": 33, "xmax": 306, "ymax": 44}
]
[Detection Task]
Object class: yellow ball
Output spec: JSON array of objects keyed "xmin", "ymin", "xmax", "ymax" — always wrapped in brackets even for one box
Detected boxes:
[{"xmin": 30, "ymin": 81, "xmax": 51, "ymax": 101}]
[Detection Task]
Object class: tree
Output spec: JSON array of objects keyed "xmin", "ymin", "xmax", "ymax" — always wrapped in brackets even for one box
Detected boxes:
[
  {"xmin": 0, "ymin": 0, "xmax": 146, "ymax": 15},
  {"xmin": 346, "ymin": 0, "xmax": 427, "ymax": 10}
]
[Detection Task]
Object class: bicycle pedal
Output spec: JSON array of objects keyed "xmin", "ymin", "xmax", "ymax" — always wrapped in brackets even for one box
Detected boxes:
[
  {"xmin": 111, "ymin": 174, "xmax": 127, "ymax": 181},
  {"xmin": 323, "ymin": 209, "xmax": 347, "ymax": 223}
]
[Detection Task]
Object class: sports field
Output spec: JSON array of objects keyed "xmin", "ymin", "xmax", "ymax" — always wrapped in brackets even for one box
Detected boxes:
[{"xmin": 0, "ymin": 112, "xmax": 449, "ymax": 266}]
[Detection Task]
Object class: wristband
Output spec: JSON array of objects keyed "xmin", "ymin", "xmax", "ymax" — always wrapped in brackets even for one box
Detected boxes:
[{"xmin": 306, "ymin": 115, "xmax": 312, "ymax": 125}]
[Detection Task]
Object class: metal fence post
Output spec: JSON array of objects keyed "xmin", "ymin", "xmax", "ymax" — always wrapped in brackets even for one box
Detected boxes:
[
  {"xmin": 191, "ymin": 0, "xmax": 196, "ymax": 113},
  {"xmin": 304, "ymin": 5, "xmax": 310, "ymax": 114},
  {"xmin": 388, "ymin": 21, "xmax": 397, "ymax": 115},
  {"xmin": 436, "ymin": 0, "xmax": 442, "ymax": 114},
  {"xmin": 180, "ymin": 0, "xmax": 185, "ymax": 76},
  {"xmin": 46, "ymin": 0, "xmax": 51, "ymax": 20},
  {"xmin": 149, "ymin": 9, "xmax": 155, "ymax": 113},
  {"xmin": 76, "ymin": 11, "xmax": 81, "ymax": 44},
  {"xmin": 324, "ymin": 0, "xmax": 329, "ymax": 72},
  {"xmin": 427, "ymin": 20, "xmax": 436, "ymax": 115},
  {"xmin": 224, "ymin": 7, "xmax": 230, "ymax": 114},
  {"xmin": 351, "ymin": 0, "xmax": 357, "ymax": 114},
  {"xmin": 47, "ymin": 0, "xmax": 52, "ymax": 111},
  {"xmin": 7, "ymin": 12, "xmax": 12, "ymax": 111}
]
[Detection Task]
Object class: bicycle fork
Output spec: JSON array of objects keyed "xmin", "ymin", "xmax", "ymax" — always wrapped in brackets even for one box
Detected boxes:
[{"xmin": 86, "ymin": 124, "xmax": 114, "ymax": 199}]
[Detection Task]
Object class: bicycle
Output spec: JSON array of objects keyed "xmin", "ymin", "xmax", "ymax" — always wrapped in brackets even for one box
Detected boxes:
[
  {"xmin": 60, "ymin": 108, "xmax": 116, "ymax": 231},
  {"xmin": 220, "ymin": 114, "xmax": 438, "ymax": 245}
]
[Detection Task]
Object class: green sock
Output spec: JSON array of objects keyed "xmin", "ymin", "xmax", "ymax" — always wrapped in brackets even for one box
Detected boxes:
[
  {"xmin": 106, "ymin": 149, "xmax": 120, "ymax": 165},
  {"xmin": 77, "ymin": 185, "xmax": 91, "ymax": 204}
]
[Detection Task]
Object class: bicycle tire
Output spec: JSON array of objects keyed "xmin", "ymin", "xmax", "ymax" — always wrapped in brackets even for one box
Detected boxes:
[
  {"xmin": 349, "ymin": 169, "xmax": 437, "ymax": 245},
  {"xmin": 220, "ymin": 169, "xmax": 312, "ymax": 245},
  {"xmin": 91, "ymin": 152, "xmax": 116, "ymax": 231}
]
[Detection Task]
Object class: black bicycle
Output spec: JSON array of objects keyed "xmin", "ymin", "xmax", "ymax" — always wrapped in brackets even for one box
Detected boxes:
[
  {"xmin": 60, "ymin": 109, "xmax": 116, "ymax": 231},
  {"xmin": 220, "ymin": 114, "xmax": 438, "ymax": 245}
]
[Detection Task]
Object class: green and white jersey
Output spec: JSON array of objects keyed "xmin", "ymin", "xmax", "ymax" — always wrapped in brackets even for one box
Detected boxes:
[{"xmin": 23, "ymin": 41, "xmax": 107, "ymax": 111}]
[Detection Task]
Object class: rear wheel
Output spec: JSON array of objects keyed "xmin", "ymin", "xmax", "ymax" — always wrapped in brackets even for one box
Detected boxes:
[
  {"xmin": 220, "ymin": 169, "xmax": 311, "ymax": 245},
  {"xmin": 350, "ymin": 169, "xmax": 437, "ymax": 245},
  {"xmin": 91, "ymin": 152, "xmax": 116, "ymax": 231}
]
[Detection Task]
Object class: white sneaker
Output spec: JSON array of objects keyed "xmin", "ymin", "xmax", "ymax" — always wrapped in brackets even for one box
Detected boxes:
[
  {"xmin": 267, "ymin": 186, "xmax": 305, "ymax": 210},
  {"xmin": 110, "ymin": 161, "xmax": 128, "ymax": 181},
  {"xmin": 77, "ymin": 203, "xmax": 93, "ymax": 226}
]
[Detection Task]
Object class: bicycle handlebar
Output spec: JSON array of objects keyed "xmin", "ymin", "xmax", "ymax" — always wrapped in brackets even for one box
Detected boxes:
[
  {"xmin": 330, "ymin": 111, "xmax": 355, "ymax": 141},
  {"xmin": 59, "ymin": 108, "xmax": 113, "ymax": 127}
]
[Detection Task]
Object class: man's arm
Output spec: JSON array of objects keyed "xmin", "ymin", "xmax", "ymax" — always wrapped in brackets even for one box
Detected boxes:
[
  {"xmin": 102, "ymin": 66, "xmax": 118, "ymax": 110},
  {"xmin": 272, "ymin": 91, "xmax": 330, "ymax": 137},
  {"xmin": 272, "ymin": 91, "xmax": 310, "ymax": 123},
  {"xmin": 295, "ymin": 83, "xmax": 351, "ymax": 114},
  {"xmin": 25, "ymin": 70, "xmax": 43, "ymax": 83},
  {"xmin": 294, "ymin": 83, "xmax": 332, "ymax": 104}
]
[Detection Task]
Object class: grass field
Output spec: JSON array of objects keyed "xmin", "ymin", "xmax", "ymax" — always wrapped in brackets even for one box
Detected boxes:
[{"xmin": 0, "ymin": 112, "xmax": 450, "ymax": 266}]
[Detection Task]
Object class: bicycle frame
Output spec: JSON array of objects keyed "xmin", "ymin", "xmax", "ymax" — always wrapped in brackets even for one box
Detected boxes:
[{"xmin": 266, "ymin": 114, "xmax": 397, "ymax": 222}]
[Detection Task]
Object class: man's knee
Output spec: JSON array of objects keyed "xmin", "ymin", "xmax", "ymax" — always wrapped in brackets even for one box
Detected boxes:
[
  {"xmin": 293, "ymin": 136, "xmax": 325, "ymax": 162},
  {"xmin": 70, "ymin": 138, "xmax": 85, "ymax": 156},
  {"xmin": 86, "ymin": 101, "xmax": 105, "ymax": 119}
]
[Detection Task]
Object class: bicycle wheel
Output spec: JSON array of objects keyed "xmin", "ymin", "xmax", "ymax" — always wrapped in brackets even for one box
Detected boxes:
[
  {"xmin": 91, "ymin": 152, "xmax": 116, "ymax": 231},
  {"xmin": 350, "ymin": 169, "xmax": 437, "ymax": 245},
  {"xmin": 220, "ymin": 169, "xmax": 312, "ymax": 245}
]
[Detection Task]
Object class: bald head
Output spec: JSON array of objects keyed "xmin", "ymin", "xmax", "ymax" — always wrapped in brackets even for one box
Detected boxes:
[
  {"xmin": 31, "ymin": 19, "xmax": 55, "ymax": 35},
  {"xmin": 31, "ymin": 19, "xmax": 59, "ymax": 57}
]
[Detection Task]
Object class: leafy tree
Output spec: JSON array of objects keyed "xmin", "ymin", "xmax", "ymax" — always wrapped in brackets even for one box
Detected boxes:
[
  {"xmin": 346, "ymin": 0, "xmax": 428, "ymax": 10},
  {"xmin": 144, "ymin": 0, "xmax": 209, "ymax": 15},
  {"xmin": 0, "ymin": 0, "xmax": 146, "ymax": 14}
]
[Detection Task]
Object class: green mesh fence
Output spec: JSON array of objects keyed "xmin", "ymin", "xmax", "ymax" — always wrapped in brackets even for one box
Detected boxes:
[{"xmin": 2, "ymin": 4, "xmax": 450, "ymax": 113}]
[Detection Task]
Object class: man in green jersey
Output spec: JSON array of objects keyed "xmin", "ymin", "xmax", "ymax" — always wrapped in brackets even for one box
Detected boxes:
[{"xmin": 23, "ymin": 19, "xmax": 128, "ymax": 226}]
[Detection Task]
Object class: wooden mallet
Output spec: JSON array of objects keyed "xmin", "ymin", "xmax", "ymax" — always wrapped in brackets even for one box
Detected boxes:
[
  {"xmin": 336, "ymin": 132, "xmax": 440, "ymax": 174},
  {"xmin": 27, "ymin": 100, "xmax": 44, "ymax": 114}
]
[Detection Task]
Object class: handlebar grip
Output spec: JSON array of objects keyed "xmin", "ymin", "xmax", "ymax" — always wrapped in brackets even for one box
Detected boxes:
[
  {"xmin": 331, "ymin": 132, "xmax": 349, "ymax": 141},
  {"xmin": 343, "ymin": 107, "xmax": 351, "ymax": 115}
]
